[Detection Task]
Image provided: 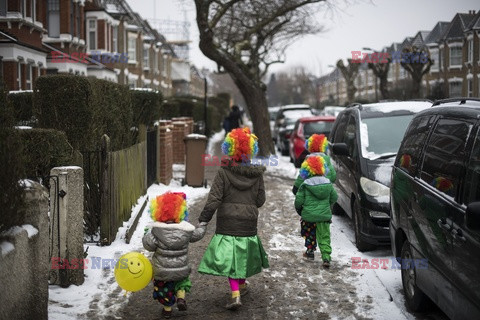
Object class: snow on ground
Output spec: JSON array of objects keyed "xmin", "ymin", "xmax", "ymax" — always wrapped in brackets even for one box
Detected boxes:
[
  {"xmin": 264, "ymin": 153, "xmax": 414, "ymax": 320},
  {"xmin": 266, "ymin": 152, "xmax": 298, "ymax": 180},
  {"xmin": 48, "ymin": 177, "xmax": 209, "ymax": 319}
]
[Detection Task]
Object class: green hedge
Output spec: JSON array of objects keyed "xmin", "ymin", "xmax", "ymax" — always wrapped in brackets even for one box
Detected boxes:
[
  {"xmin": 131, "ymin": 89, "xmax": 163, "ymax": 127},
  {"xmin": 0, "ymin": 82, "xmax": 25, "ymax": 233},
  {"xmin": 34, "ymin": 75, "xmax": 133, "ymax": 151},
  {"xmin": 18, "ymin": 128, "xmax": 78, "ymax": 180},
  {"xmin": 7, "ymin": 91, "xmax": 35, "ymax": 126}
]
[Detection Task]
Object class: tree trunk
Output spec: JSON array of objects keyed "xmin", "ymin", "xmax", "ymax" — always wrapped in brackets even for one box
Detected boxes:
[
  {"xmin": 234, "ymin": 80, "xmax": 274, "ymax": 156},
  {"xmin": 379, "ymin": 76, "xmax": 390, "ymax": 99}
]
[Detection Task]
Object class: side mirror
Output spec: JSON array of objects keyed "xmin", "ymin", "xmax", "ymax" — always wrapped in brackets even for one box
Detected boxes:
[
  {"xmin": 466, "ymin": 202, "xmax": 480, "ymax": 231},
  {"xmin": 331, "ymin": 143, "xmax": 350, "ymax": 157}
]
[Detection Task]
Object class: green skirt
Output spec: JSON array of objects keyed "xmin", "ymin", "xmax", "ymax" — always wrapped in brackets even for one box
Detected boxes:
[{"xmin": 198, "ymin": 234, "xmax": 269, "ymax": 278}]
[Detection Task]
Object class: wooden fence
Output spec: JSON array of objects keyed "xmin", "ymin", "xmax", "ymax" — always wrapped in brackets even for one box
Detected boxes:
[{"xmin": 100, "ymin": 135, "xmax": 147, "ymax": 244}]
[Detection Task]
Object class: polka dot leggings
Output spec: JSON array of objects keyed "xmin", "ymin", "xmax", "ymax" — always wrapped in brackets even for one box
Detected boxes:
[{"xmin": 301, "ymin": 220, "xmax": 317, "ymax": 254}]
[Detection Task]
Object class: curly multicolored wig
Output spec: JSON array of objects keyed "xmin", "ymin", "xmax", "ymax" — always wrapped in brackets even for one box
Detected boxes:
[
  {"xmin": 221, "ymin": 127, "xmax": 259, "ymax": 161},
  {"xmin": 299, "ymin": 155, "xmax": 328, "ymax": 179},
  {"xmin": 149, "ymin": 192, "xmax": 189, "ymax": 223},
  {"xmin": 305, "ymin": 134, "xmax": 329, "ymax": 153},
  {"xmin": 432, "ymin": 177, "xmax": 454, "ymax": 193}
]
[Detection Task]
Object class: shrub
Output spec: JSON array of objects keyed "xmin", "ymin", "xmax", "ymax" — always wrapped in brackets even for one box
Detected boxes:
[
  {"xmin": 0, "ymin": 81, "xmax": 25, "ymax": 233},
  {"xmin": 131, "ymin": 89, "xmax": 163, "ymax": 127},
  {"xmin": 18, "ymin": 128, "xmax": 78, "ymax": 180},
  {"xmin": 34, "ymin": 75, "xmax": 133, "ymax": 151},
  {"xmin": 7, "ymin": 91, "xmax": 35, "ymax": 126}
]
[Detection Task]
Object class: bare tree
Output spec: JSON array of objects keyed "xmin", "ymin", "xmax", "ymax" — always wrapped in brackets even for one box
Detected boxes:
[
  {"xmin": 194, "ymin": 0, "xmax": 326, "ymax": 155},
  {"xmin": 400, "ymin": 46, "xmax": 432, "ymax": 98},
  {"xmin": 336, "ymin": 59, "xmax": 359, "ymax": 104},
  {"xmin": 368, "ymin": 58, "xmax": 391, "ymax": 100}
]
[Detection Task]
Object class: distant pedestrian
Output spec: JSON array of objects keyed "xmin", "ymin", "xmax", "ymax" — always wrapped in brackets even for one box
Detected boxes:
[
  {"xmin": 225, "ymin": 105, "xmax": 243, "ymax": 133},
  {"xmin": 294, "ymin": 155, "xmax": 338, "ymax": 268},
  {"xmin": 293, "ymin": 133, "xmax": 336, "ymax": 194},
  {"xmin": 142, "ymin": 192, "xmax": 207, "ymax": 319},
  {"xmin": 197, "ymin": 127, "xmax": 269, "ymax": 310}
]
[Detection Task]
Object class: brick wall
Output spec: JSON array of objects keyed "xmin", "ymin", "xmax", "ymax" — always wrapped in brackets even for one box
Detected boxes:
[
  {"xmin": 172, "ymin": 122, "xmax": 188, "ymax": 164},
  {"xmin": 3, "ymin": 61, "xmax": 17, "ymax": 91},
  {"xmin": 173, "ymin": 117, "xmax": 194, "ymax": 135},
  {"xmin": 157, "ymin": 126, "xmax": 172, "ymax": 185}
]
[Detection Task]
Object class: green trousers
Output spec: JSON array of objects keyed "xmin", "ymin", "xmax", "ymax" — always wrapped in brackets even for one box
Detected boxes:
[{"xmin": 315, "ymin": 221, "xmax": 332, "ymax": 261}]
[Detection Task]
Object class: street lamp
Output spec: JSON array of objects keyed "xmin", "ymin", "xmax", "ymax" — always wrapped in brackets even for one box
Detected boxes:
[{"xmin": 362, "ymin": 47, "xmax": 378, "ymax": 102}]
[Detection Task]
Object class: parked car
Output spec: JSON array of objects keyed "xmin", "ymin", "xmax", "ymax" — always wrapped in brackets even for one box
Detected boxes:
[
  {"xmin": 390, "ymin": 98, "xmax": 480, "ymax": 320},
  {"xmin": 320, "ymin": 106, "xmax": 345, "ymax": 117},
  {"xmin": 289, "ymin": 115, "xmax": 336, "ymax": 166},
  {"xmin": 273, "ymin": 105, "xmax": 313, "ymax": 155},
  {"xmin": 269, "ymin": 106, "xmax": 281, "ymax": 140},
  {"xmin": 329, "ymin": 101, "xmax": 431, "ymax": 251}
]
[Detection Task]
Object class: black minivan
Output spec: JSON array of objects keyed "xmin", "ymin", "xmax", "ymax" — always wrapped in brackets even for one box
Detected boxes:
[
  {"xmin": 329, "ymin": 101, "xmax": 431, "ymax": 251},
  {"xmin": 390, "ymin": 98, "xmax": 480, "ymax": 319}
]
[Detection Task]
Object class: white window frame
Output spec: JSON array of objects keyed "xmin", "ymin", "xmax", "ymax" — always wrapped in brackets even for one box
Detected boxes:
[
  {"xmin": 154, "ymin": 51, "xmax": 158, "ymax": 71},
  {"xmin": 26, "ymin": 63, "xmax": 32, "ymax": 90},
  {"xmin": 21, "ymin": 0, "xmax": 26, "ymax": 18},
  {"xmin": 0, "ymin": 0, "xmax": 7, "ymax": 17},
  {"xmin": 17, "ymin": 62, "xmax": 22, "ymax": 90},
  {"xmin": 467, "ymin": 79, "xmax": 473, "ymax": 97},
  {"xmin": 87, "ymin": 19, "xmax": 97, "ymax": 51},
  {"xmin": 31, "ymin": 0, "xmax": 36, "ymax": 21},
  {"xmin": 449, "ymin": 80, "xmax": 462, "ymax": 98},
  {"xmin": 112, "ymin": 26, "xmax": 118, "ymax": 52},
  {"xmin": 430, "ymin": 48, "xmax": 439, "ymax": 71},
  {"xmin": 143, "ymin": 44, "xmax": 149, "ymax": 70},
  {"xmin": 128, "ymin": 33, "xmax": 137, "ymax": 62},
  {"xmin": 449, "ymin": 44, "xmax": 463, "ymax": 68},
  {"xmin": 467, "ymin": 39, "xmax": 473, "ymax": 63}
]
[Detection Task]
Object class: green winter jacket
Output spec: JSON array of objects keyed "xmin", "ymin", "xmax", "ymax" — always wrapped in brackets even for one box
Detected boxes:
[
  {"xmin": 294, "ymin": 176, "xmax": 338, "ymax": 223},
  {"xmin": 293, "ymin": 153, "xmax": 336, "ymax": 195}
]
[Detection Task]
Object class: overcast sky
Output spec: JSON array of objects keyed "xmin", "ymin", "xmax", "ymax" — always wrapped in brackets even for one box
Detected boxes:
[{"xmin": 126, "ymin": 0, "xmax": 479, "ymax": 77}]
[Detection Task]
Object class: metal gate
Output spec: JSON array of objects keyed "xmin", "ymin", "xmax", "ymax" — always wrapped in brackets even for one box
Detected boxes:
[{"xmin": 147, "ymin": 128, "xmax": 157, "ymax": 186}]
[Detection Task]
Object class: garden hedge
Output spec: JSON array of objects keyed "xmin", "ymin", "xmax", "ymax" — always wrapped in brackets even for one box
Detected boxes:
[
  {"xmin": 7, "ymin": 91, "xmax": 35, "ymax": 126},
  {"xmin": 18, "ymin": 128, "xmax": 79, "ymax": 181},
  {"xmin": 34, "ymin": 75, "xmax": 133, "ymax": 151},
  {"xmin": 0, "ymin": 82, "xmax": 25, "ymax": 233},
  {"xmin": 131, "ymin": 89, "xmax": 163, "ymax": 127}
]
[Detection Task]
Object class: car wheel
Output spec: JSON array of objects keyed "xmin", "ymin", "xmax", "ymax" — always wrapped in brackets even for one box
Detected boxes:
[
  {"xmin": 353, "ymin": 200, "xmax": 376, "ymax": 252},
  {"xmin": 401, "ymin": 241, "xmax": 429, "ymax": 312},
  {"xmin": 332, "ymin": 203, "xmax": 344, "ymax": 216}
]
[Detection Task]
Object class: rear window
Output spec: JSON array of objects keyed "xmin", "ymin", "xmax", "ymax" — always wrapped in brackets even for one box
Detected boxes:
[{"xmin": 304, "ymin": 121, "xmax": 334, "ymax": 137}]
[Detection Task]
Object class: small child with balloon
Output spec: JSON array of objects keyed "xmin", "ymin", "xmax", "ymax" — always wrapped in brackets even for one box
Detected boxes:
[{"xmin": 142, "ymin": 192, "xmax": 207, "ymax": 318}]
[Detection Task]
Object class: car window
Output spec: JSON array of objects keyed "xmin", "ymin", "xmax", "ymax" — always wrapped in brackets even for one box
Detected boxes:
[
  {"xmin": 333, "ymin": 113, "xmax": 349, "ymax": 142},
  {"xmin": 343, "ymin": 116, "xmax": 357, "ymax": 158},
  {"xmin": 396, "ymin": 115, "xmax": 434, "ymax": 176},
  {"xmin": 360, "ymin": 114, "xmax": 415, "ymax": 158},
  {"xmin": 420, "ymin": 118, "xmax": 473, "ymax": 199},
  {"xmin": 463, "ymin": 126, "xmax": 480, "ymax": 204},
  {"xmin": 304, "ymin": 121, "xmax": 334, "ymax": 137}
]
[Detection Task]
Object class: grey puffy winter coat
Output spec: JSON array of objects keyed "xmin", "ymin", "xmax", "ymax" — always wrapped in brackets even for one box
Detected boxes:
[
  {"xmin": 199, "ymin": 161, "xmax": 266, "ymax": 237},
  {"xmin": 142, "ymin": 221, "xmax": 205, "ymax": 281}
]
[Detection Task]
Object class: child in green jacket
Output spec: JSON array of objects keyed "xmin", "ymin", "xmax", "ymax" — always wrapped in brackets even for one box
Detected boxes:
[
  {"xmin": 295, "ymin": 155, "xmax": 338, "ymax": 268},
  {"xmin": 292, "ymin": 134, "xmax": 336, "ymax": 195}
]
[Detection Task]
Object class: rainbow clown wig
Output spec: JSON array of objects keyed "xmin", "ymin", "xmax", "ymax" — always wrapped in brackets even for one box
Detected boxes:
[
  {"xmin": 221, "ymin": 127, "xmax": 259, "ymax": 161},
  {"xmin": 149, "ymin": 192, "xmax": 189, "ymax": 223},
  {"xmin": 299, "ymin": 155, "xmax": 328, "ymax": 180},
  {"xmin": 305, "ymin": 134, "xmax": 329, "ymax": 154}
]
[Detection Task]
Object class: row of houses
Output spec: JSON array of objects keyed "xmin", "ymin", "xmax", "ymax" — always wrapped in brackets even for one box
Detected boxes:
[
  {"xmin": 0, "ymin": 0, "xmax": 205, "ymax": 97},
  {"xmin": 319, "ymin": 10, "xmax": 480, "ymax": 105}
]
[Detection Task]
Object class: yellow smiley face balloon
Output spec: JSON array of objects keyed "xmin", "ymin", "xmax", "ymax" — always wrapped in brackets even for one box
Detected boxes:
[{"xmin": 114, "ymin": 252, "xmax": 153, "ymax": 292}]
